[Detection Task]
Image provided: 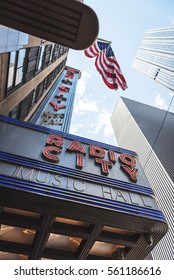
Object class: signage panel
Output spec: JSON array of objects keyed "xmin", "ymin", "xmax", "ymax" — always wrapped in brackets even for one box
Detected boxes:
[
  {"xmin": 30, "ymin": 67, "xmax": 80, "ymax": 132},
  {"xmin": 0, "ymin": 119, "xmax": 150, "ymax": 187},
  {"xmin": 0, "ymin": 162, "xmax": 158, "ymax": 210},
  {"xmin": 0, "ymin": 115, "xmax": 167, "ymax": 224}
]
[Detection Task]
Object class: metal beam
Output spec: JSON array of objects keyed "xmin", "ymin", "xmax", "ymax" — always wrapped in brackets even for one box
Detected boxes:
[{"xmin": 76, "ymin": 224, "xmax": 103, "ymax": 260}]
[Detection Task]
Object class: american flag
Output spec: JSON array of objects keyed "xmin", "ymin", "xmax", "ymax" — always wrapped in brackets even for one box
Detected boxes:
[{"xmin": 84, "ymin": 40, "xmax": 128, "ymax": 90}]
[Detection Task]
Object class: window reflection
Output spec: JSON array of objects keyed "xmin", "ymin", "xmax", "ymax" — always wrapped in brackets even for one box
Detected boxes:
[
  {"xmin": 7, "ymin": 51, "xmax": 16, "ymax": 88},
  {"xmin": 36, "ymin": 45, "xmax": 45, "ymax": 71},
  {"xmin": 15, "ymin": 48, "xmax": 26, "ymax": 85},
  {"xmin": 15, "ymin": 67, "xmax": 23, "ymax": 85},
  {"xmin": 7, "ymin": 48, "xmax": 26, "ymax": 92}
]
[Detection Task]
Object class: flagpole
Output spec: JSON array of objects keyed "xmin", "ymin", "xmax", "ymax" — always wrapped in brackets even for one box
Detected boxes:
[{"xmin": 97, "ymin": 37, "xmax": 112, "ymax": 44}]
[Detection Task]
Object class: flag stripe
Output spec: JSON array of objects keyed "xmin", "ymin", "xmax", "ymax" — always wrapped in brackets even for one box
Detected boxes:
[
  {"xmin": 95, "ymin": 54, "xmax": 119, "ymax": 90},
  {"xmin": 103, "ymin": 53, "xmax": 126, "ymax": 78},
  {"xmin": 95, "ymin": 51, "xmax": 127, "ymax": 90},
  {"xmin": 84, "ymin": 41, "xmax": 100, "ymax": 57},
  {"xmin": 84, "ymin": 40, "xmax": 128, "ymax": 91},
  {"xmin": 98, "ymin": 51, "xmax": 119, "ymax": 78}
]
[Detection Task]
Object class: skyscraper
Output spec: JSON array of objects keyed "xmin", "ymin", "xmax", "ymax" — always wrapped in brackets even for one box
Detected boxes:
[
  {"xmin": 132, "ymin": 26, "xmax": 174, "ymax": 91},
  {"xmin": 111, "ymin": 97, "xmax": 174, "ymax": 260}
]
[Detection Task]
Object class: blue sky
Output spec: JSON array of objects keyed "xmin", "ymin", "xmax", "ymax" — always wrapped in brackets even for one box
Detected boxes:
[{"xmin": 67, "ymin": 0, "xmax": 174, "ymax": 146}]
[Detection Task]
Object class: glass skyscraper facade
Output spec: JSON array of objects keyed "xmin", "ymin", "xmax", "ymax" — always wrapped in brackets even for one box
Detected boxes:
[{"xmin": 132, "ymin": 26, "xmax": 174, "ymax": 91}]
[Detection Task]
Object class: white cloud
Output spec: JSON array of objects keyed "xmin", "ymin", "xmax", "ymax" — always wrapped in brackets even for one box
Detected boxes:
[
  {"xmin": 71, "ymin": 70, "xmax": 117, "ymax": 145},
  {"xmin": 74, "ymin": 99, "xmax": 99, "ymax": 115},
  {"xmin": 76, "ymin": 71, "xmax": 92, "ymax": 97},
  {"xmin": 74, "ymin": 70, "xmax": 100, "ymax": 115},
  {"xmin": 153, "ymin": 93, "xmax": 168, "ymax": 110},
  {"xmin": 89, "ymin": 111, "xmax": 114, "ymax": 137},
  {"xmin": 69, "ymin": 124, "xmax": 84, "ymax": 135}
]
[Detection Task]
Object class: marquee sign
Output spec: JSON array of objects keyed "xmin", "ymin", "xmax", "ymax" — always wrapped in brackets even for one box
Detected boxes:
[
  {"xmin": 0, "ymin": 115, "xmax": 167, "ymax": 224},
  {"xmin": 42, "ymin": 133, "xmax": 139, "ymax": 182}
]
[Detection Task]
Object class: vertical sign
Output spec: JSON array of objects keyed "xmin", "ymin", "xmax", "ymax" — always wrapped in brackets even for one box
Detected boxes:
[{"xmin": 32, "ymin": 67, "xmax": 80, "ymax": 132}]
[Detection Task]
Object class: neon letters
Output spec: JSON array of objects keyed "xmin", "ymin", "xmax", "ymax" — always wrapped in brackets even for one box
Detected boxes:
[{"xmin": 42, "ymin": 134, "xmax": 138, "ymax": 182}]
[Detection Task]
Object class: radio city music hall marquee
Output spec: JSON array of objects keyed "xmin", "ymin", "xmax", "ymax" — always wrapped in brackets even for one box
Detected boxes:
[
  {"xmin": 0, "ymin": 116, "xmax": 160, "ymax": 213},
  {"xmin": 42, "ymin": 134, "xmax": 138, "ymax": 183}
]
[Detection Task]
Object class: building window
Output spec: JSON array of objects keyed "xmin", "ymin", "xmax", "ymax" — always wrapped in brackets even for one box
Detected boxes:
[
  {"xmin": 18, "ymin": 95, "xmax": 31, "ymax": 120},
  {"xmin": 9, "ymin": 104, "xmax": 20, "ymax": 119},
  {"xmin": 15, "ymin": 49, "xmax": 26, "ymax": 86},
  {"xmin": 35, "ymin": 82, "xmax": 44, "ymax": 103},
  {"xmin": 29, "ymin": 89, "xmax": 37, "ymax": 111},
  {"xmin": 42, "ymin": 44, "xmax": 53, "ymax": 69},
  {"xmin": 35, "ymin": 45, "xmax": 45, "ymax": 72},
  {"xmin": 6, "ymin": 49, "xmax": 26, "ymax": 96},
  {"xmin": 52, "ymin": 44, "xmax": 60, "ymax": 62},
  {"xmin": 9, "ymin": 89, "xmax": 37, "ymax": 121},
  {"xmin": 7, "ymin": 51, "xmax": 16, "ymax": 89},
  {"xmin": 8, "ymin": 59, "xmax": 66, "ymax": 121},
  {"xmin": 25, "ymin": 46, "xmax": 39, "ymax": 82}
]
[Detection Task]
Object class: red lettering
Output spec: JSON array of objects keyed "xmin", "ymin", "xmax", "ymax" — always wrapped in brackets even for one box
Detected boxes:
[
  {"xmin": 50, "ymin": 101, "xmax": 66, "ymax": 111},
  {"xmin": 67, "ymin": 141, "xmax": 86, "ymax": 154},
  {"xmin": 119, "ymin": 153, "xmax": 136, "ymax": 167},
  {"xmin": 50, "ymin": 101, "xmax": 58, "ymax": 111},
  {"xmin": 58, "ymin": 86, "xmax": 70, "ymax": 92},
  {"xmin": 121, "ymin": 165, "xmax": 138, "ymax": 183},
  {"xmin": 56, "ymin": 104, "xmax": 66, "ymax": 110},
  {"xmin": 95, "ymin": 158, "xmax": 113, "ymax": 175},
  {"xmin": 108, "ymin": 150, "xmax": 116, "ymax": 163},
  {"xmin": 65, "ymin": 74, "xmax": 74, "ymax": 79},
  {"xmin": 89, "ymin": 145, "xmax": 105, "ymax": 158},
  {"xmin": 46, "ymin": 134, "xmax": 64, "ymax": 148},
  {"xmin": 42, "ymin": 146, "xmax": 61, "ymax": 163},
  {"xmin": 67, "ymin": 69, "xmax": 75, "ymax": 73},
  {"xmin": 76, "ymin": 153, "xmax": 84, "ymax": 169}
]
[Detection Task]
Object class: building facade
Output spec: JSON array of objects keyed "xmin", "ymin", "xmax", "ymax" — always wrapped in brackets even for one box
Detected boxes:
[
  {"xmin": 111, "ymin": 97, "xmax": 174, "ymax": 260},
  {"xmin": 0, "ymin": 31, "xmax": 69, "ymax": 124},
  {"xmin": 132, "ymin": 26, "xmax": 174, "ymax": 91}
]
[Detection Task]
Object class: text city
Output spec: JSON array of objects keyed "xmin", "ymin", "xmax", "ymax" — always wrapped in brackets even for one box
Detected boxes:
[{"xmin": 42, "ymin": 134, "xmax": 138, "ymax": 183}]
